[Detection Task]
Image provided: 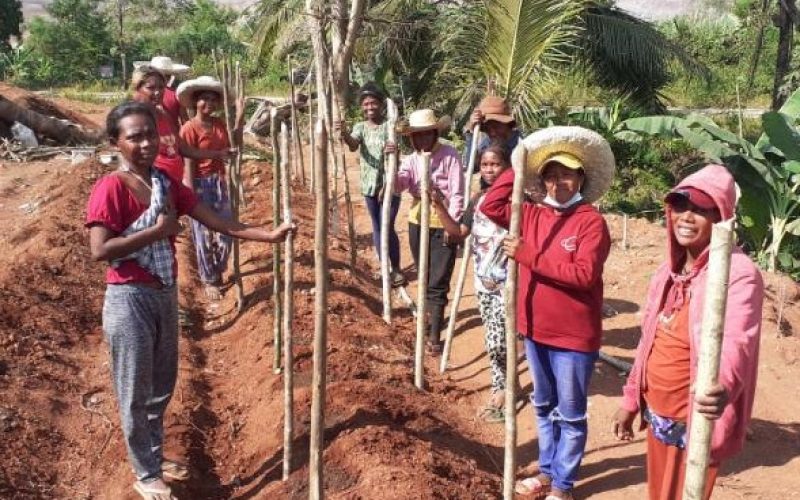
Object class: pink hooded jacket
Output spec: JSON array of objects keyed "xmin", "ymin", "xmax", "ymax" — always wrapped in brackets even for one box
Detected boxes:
[{"xmin": 620, "ymin": 164, "xmax": 764, "ymax": 462}]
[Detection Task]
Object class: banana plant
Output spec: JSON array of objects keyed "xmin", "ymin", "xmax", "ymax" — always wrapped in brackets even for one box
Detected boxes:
[{"xmin": 617, "ymin": 88, "xmax": 800, "ymax": 273}]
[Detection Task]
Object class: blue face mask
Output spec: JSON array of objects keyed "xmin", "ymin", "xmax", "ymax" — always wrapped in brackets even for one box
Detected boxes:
[{"xmin": 543, "ymin": 191, "xmax": 583, "ymax": 209}]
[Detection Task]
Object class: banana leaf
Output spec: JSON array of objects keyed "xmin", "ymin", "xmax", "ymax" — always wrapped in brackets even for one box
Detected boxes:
[{"xmin": 762, "ymin": 112, "xmax": 800, "ymax": 162}]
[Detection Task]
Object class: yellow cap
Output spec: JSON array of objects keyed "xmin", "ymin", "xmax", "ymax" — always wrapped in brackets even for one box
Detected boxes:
[{"xmin": 539, "ymin": 152, "xmax": 584, "ymax": 172}]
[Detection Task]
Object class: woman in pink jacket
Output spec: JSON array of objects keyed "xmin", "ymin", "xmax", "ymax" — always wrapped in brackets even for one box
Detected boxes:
[{"xmin": 613, "ymin": 164, "xmax": 764, "ymax": 500}]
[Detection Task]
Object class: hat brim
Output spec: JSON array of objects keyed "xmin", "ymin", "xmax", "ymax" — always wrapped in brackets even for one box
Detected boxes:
[
  {"xmin": 177, "ymin": 82, "xmax": 224, "ymax": 109},
  {"xmin": 150, "ymin": 63, "xmax": 191, "ymax": 76},
  {"xmin": 516, "ymin": 126, "xmax": 616, "ymax": 204},
  {"xmin": 399, "ymin": 116, "xmax": 452, "ymax": 136},
  {"xmin": 482, "ymin": 113, "xmax": 515, "ymax": 125}
]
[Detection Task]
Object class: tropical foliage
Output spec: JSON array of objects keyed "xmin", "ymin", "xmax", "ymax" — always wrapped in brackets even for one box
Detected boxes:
[{"xmin": 0, "ymin": 0, "xmax": 22, "ymax": 53}]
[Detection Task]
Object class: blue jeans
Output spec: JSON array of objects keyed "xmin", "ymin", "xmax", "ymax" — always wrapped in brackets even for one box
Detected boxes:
[
  {"xmin": 524, "ymin": 338, "xmax": 598, "ymax": 491},
  {"xmin": 364, "ymin": 194, "xmax": 400, "ymax": 271}
]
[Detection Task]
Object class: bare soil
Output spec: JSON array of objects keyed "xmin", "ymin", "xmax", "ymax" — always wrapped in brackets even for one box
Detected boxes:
[{"xmin": 0, "ymin": 95, "xmax": 798, "ymax": 499}]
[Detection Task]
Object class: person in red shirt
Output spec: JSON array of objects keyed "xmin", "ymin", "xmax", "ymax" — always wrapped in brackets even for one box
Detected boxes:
[
  {"xmin": 177, "ymin": 76, "xmax": 243, "ymax": 299},
  {"xmin": 137, "ymin": 56, "xmax": 191, "ymax": 130},
  {"xmin": 481, "ymin": 127, "xmax": 615, "ymax": 500},
  {"xmin": 87, "ymin": 101, "xmax": 295, "ymax": 500},
  {"xmin": 131, "ymin": 66, "xmax": 227, "ymax": 184}
]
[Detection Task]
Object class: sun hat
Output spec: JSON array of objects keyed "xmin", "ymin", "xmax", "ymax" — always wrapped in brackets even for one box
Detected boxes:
[
  {"xmin": 134, "ymin": 56, "xmax": 191, "ymax": 76},
  {"xmin": 477, "ymin": 96, "xmax": 515, "ymax": 127},
  {"xmin": 514, "ymin": 126, "xmax": 616, "ymax": 204},
  {"xmin": 359, "ymin": 82, "xmax": 386, "ymax": 102},
  {"xmin": 399, "ymin": 109, "xmax": 452, "ymax": 135},
  {"xmin": 665, "ymin": 187, "xmax": 717, "ymax": 211},
  {"xmin": 130, "ymin": 66, "xmax": 166, "ymax": 91},
  {"xmin": 176, "ymin": 76, "xmax": 224, "ymax": 109}
]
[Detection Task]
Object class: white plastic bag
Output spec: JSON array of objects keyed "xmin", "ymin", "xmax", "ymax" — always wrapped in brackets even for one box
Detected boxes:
[{"xmin": 10, "ymin": 122, "xmax": 38, "ymax": 147}]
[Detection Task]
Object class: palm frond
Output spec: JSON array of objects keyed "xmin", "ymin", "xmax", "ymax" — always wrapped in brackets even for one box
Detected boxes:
[
  {"xmin": 483, "ymin": 0, "xmax": 584, "ymax": 128},
  {"xmin": 250, "ymin": 0, "xmax": 304, "ymax": 63}
]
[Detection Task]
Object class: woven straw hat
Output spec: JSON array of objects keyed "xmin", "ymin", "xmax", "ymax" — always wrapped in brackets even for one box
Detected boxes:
[
  {"xmin": 134, "ymin": 56, "xmax": 191, "ymax": 76},
  {"xmin": 399, "ymin": 109, "xmax": 452, "ymax": 135},
  {"xmin": 176, "ymin": 76, "xmax": 224, "ymax": 108},
  {"xmin": 515, "ymin": 126, "xmax": 616, "ymax": 204}
]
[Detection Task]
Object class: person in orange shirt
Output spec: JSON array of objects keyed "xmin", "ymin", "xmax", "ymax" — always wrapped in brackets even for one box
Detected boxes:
[{"xmin": 176, "ymin": 76, "xmax": 243, "ymax": 300}]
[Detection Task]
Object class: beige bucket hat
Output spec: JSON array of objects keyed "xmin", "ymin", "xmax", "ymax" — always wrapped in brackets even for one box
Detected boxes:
[
  {"xmin": 176, "ymin": 76, "xmax": 224, "ymax": 108},
  {"xmin": 399, "ymin": 109, "xmax": 452, "ymax": 135},
  {"xmin": 512, "ymin": 126, "xmax": 616, "ymax": 204}
]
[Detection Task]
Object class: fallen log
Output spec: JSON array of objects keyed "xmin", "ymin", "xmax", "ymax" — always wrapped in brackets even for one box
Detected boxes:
[{"xmin": 0, "ymin": 96, "xmax": 103, "ymax": 145}]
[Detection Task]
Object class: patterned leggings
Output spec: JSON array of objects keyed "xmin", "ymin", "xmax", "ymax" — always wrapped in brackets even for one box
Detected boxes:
[{"xmin": 478, "ymin": 290, "xmax": 508, "ymax": 393}]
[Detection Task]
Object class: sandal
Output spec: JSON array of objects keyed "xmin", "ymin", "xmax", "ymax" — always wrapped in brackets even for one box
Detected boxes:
[
  {"xmin": 476, "ymin": 405, "xmax": 505, "ymax": 423},
  {"xmin": 161, "ymin": 459, "xmax": 189, "ymax": 481},
  {"xmin": 133, "ymin": 479, "xmax": 176, "ymax": 500},
  {"xmin": 515, "ymin": 473, "xmax": 552, "ymax": 497}
]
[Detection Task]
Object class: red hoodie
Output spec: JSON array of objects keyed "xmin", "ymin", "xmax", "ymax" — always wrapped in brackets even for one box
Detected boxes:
[{"xmin": 481, "ymin": 168, "xmax": 611, "ymax": 352}]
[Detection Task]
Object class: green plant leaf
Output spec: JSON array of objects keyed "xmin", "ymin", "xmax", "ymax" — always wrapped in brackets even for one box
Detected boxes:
[
  {"xmin": 763, "ymin": 112, "xmax": 800, "ymax": 161},
  {"xmin": 620, "ymin": 115, "xmax": 687, "ymax": 135},
  {"xmin": 784, "ymin": 161, "xmax": 800, "ymax": 174},
  {"xmin": 787, "ymin": 218, "xmax": 800, "ymax": 236}
]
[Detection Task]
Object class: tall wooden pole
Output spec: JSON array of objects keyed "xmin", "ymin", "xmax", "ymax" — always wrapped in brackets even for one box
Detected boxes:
[
  {"xmin": 380, "ymin": 99, "xmax": 399, "ymax": 324},
  {"xmin": 414, "ymin": 152, "xmax": 432, "ymax": 390},
  {"xmin": 683, "ymin": 219, "xmax": 734, "ymax": 500},
  {"xmin": 280, "ymin": 122, "xmax": 295, "ymax": 481},
  {"xmin": 308, "ymin": 94, "xmax": 316, "ymax": 194},
  {"xmin": 441, "ymin": 123, "xmax": 481, "ymax": 372},
  {"xmin": 288, "ymin": 57, "xmax": 306, "ymax": 186},
  {"xmin": 329, "ymin": 67, "xmax": 357, "ymax": 271},
  {"xmin": 271, "ymin": 108, "xmax": 283, "ymax": 373},
  {"xmin": 309, "ymin": 119, "xmax": 329, "ymax": 500},
  {"xmin": 503, "ymin": 145, "xmax": 525, "ymax": 499}
]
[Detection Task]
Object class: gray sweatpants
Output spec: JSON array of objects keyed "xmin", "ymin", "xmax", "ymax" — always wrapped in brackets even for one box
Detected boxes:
[{"xmin": 102, "ymin": 284, "xmax": 179, "ymax": 481}]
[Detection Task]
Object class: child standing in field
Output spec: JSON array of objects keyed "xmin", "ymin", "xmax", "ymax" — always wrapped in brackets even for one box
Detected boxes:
[
  {"xmin": 613, "ymin": 164, "xmax": 763, "ymax": 500},
  {"xmin": 431, "ymin": 143, "xmax": 510, "ymax": 421},
  {"xmin": 176, "ymin": 76, "xmax": 242, "ymax": 300},
  {"xmin": 86, "ymin": 101, "xmax": 294, "ymax": 500},
  {"xmin": 338, "ymin": 83, "xmax": 405, "ymax": 286},
  {"xmin": 394, "ymin": 108, "xmax": 465, "ymax": 355}
]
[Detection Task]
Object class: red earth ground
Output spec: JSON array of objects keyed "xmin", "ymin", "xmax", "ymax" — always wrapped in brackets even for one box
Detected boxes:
[{"xmin": 0, "ymin": 94, "xmax": 798, "ymax": 499}]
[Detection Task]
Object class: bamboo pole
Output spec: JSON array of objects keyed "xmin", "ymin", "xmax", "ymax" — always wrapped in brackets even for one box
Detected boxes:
[
  {"xmin": 288, "ymin": 57, "xmax": 307, "ymax": 186},
  {"xmin": 329, "ymin": 68, "xmax": 357, "ymax": 271},
  {"xmin": 380, "ymin": 98, "xmax": 399, "ymax": 324},
  {"xmin": 503, "ymin": 146, "xmax": 525, "ymax": 500},
  {"xmin": 308, "ymin": 94, "xmax": 316, "ymax": 194},
  {"xmin": 622, "ymin": 213, "xmax": 629, "ymax": 251},
  {"xmin": 414, "ymin": 152, "xmax": 432, "ymax": 390},
  {"xmin": 280, "ymin": 121, "xmax": 294, "ymax": 481},
  {"xmin": 309, "ymin": 119, "xmax": 329, "ymax": 500},
  {"xmin": 682, "ymin": 219, "xmax": 734, "ymax": 500},
  {"xmin": 271, "ymin": 108, "xmax": 283, "ymax": 374},
  {"xmin": 440, "ymin": 123, "xmax": 481, "ymax": 372}
]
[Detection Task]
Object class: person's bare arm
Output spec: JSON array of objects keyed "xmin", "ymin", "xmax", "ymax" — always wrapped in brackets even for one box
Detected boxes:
[
  {"xmin": 183, "ymin": 158, "xmax": 196, "ymax": 190},
  {"xmin": 431, "ymin": 188, "xmax": 468, "ymax": 242},
  {"xmin": 190, "ymin": 202, "xmax": 296, "ymax": 242}
]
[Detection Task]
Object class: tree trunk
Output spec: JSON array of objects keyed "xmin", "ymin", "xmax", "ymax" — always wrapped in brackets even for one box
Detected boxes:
[
  {"xmin": 280, "ymin": 122, "xmax": 295, "ymax": 481},
  {"xmin": 772, "ymin": 0, "xmax": 795, "ymax": 110},
  {"xmin": 288, "ymin": 58, "xmax": 306, "ymax": 186},
  {"xmin": 308, "ymin": 119, "xmax": 329, "ymax": 500},
  {"xmin": 683, "ymin": 220, "xmax": 734, "ymax": 500},
  {"xmin": 0, "ymin": 97, "xmax": 102, "ymax": 145}
]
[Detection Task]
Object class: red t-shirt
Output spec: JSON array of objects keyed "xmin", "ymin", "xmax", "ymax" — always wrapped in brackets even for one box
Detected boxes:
[
  {"xmin": 153, "ymin": 109, "xmax": 185, "ymax": 183},
  {"xmin": 480, "ymin": 168, "xmax": 611, "ymax": 352},
  {"xmin": 644, "ymin": 300, "xmax": 691, "ymax": 420},
  {"xmin": 162, "ymin": 87, "xmax": 182, "ymax": 130},
  {"xmin": 179, "ymin": 118, "xmax": 230, "ymax": 178},
  {"xmin": 85, "ymin": 171, "xmax": 198, "ymax": 284}
]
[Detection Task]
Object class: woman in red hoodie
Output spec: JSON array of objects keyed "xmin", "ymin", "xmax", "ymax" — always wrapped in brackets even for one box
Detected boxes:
[
  {"xmin": 613, "ymin": 164, "xmax": 763, "ymax": 500},
  {"xmin": 481, "ymin": 127, "xmax": 615, "ymax": 500}
]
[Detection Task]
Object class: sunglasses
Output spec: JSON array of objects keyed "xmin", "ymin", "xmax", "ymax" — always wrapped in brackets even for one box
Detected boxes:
[{"xmin": 668, "ymin": 197, "xmax": 719, "ymax": 218}]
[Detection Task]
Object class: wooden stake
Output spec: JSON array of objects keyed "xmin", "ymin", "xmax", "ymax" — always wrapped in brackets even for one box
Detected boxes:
[
  {"xmin": 271, "ymin": 108, "xmax": 283, "ymax": 374},
  {"xmin": 503, "ymin": 146, "xmax": 526, "ymax": 500},
  {"xmin": 622, "ymin": 213, "xmax": 629, "ymax": 251},
  {"xmin": 683, "ymin": 219, "xmax": 734, "ymax": 500},
  {"xmin": 329, "ymin": 71, "xmax": 357, "ymax": 271},
  {"xmin": 309, "ymin": 119, "xmax": 329, "ymax": 500},
  {"xmin": 280, "ymin": 121, "xmax": 294, "ymax": 481},
  {"xmin": 308, "ymin": 95, "xmax": 316, "ymax": 194},
  {"xmin": 381, "ymin": 98, "xmax": 399, "ymax": 324},
  {"xmin": 288, "ymin": 57, "xmax": 306, "ymax": 186},
  {"xmin": 414, "ymin": 152, "xmax": 432, "ymax": 390},
  {"xmin": 441, "ymin": 123, "xmax": 481, "ymax": 371}
]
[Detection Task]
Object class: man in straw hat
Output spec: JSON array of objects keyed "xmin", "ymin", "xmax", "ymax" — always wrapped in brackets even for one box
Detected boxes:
[
  {"xmin": 394, "ymin": 109, "xmax": 465, "ymax": 355},
  {"xmin": 135, "ymin": 56, "xmax": 192, "ymax": 130},
  {"xmin": 481, "ymin": 126, "xmax": 615, "ymax": 500},
  {"xmin": 463, "ymin": 96, "xmax": 523, "ymax": 173},
  {"xmin": 177, "ymin": 75, "xmax": 244, "ymax": 300}
]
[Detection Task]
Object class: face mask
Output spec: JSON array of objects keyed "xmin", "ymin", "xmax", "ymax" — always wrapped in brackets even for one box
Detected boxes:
[{"xmin": 543, "ymin": 191, "xmax": 583, "ymax": 209}]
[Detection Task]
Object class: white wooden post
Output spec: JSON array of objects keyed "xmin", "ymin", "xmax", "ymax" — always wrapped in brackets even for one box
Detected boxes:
[
  {"xmin": 381, "ymin": 98, "xmax": 399, "ymax": 324},
  {"xmin": 414, "ymin": 152, "xmax": 432, "ymax": 390}
]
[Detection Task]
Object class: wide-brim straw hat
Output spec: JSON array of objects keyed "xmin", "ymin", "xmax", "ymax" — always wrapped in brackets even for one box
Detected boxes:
[
  {"xmin": 513, "ymin": 126, "xmax": 616, "ymax": 204},
  {"xmin": 478, "ymin": 96, "xmax": 515, "ymax": 126},
  {"xmin": 399, "ymin": 109, "xmax": 452, "ymax": 135},
  {"xmin": 176, "ymin": 76, "xmax": 224, "ymax": 109},
  {"xmin": 134, "ymin": 56, "xmax": 191, "ymax": 76}
]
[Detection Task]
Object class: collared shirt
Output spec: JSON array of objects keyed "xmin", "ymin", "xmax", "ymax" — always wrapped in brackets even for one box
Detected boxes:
[
  {"xmin": 395, "ymin": 143, "xmax": 465, "ymax": 228},
  {"xmin": 350, "ymin": 120, "xmax": 389, "ymax": 197}
]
